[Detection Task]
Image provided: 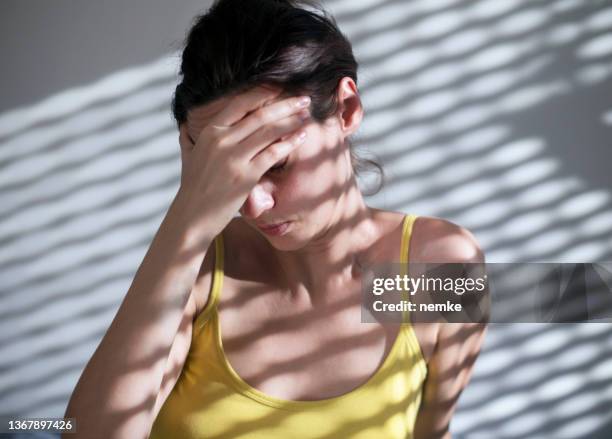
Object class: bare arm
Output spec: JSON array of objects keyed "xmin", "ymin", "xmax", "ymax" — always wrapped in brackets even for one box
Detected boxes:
[
  {"xmin": 415, "ymin": 322, "xmax": 488, "ymax": 438},
  {"xmin": 413, "ymin": 219, "xmax": 489, "ymax": 438},
  {"xmin": 151, "ymin": 231, "xmax": 216, "ymax": 420},
  {"xmin": 63, "ymin": 192, "xmax": 217, "ymax": 439}
]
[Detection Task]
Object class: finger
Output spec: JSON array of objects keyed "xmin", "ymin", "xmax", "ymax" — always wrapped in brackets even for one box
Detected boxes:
[
  {"xmin": 251, "ymin": 129, "xmax": 307, "ymax": 176},
  {"xmin": 240, "ymin": 110, "xmax": 309, "ymax": 160},
  {"xmin": 224, "ymin": 96, "xmax": 311, "ymax": 147},
  {"xmin": 211, "ymin": 86, "xmax": 282, "ymax": 127}
]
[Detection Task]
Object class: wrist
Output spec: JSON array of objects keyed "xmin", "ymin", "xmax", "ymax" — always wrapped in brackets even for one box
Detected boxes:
[{"xmin": 170, "ymin": 190, "xmax": 223, "ymax": 244}]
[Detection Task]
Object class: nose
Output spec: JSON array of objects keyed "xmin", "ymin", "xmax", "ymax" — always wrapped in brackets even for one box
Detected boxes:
[{"xmin": 240, "ymin": 183, "xmax": 275, "ymax": 219}]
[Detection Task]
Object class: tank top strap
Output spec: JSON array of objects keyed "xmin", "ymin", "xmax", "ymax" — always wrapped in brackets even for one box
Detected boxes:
[
  {"xmin": 398, "ymin": 214, "xmax": 427, "ymax": 376},
  {"xmin": 400, "ymin": 213, "xmax": 418, "ymax": 325},
  {"xmin": 194, "ymin": 233, "xmax": 225, "ymax": 331},
  {"xmin": 400, "ymin": 213, "xmax": 418, "ymax": 266}
]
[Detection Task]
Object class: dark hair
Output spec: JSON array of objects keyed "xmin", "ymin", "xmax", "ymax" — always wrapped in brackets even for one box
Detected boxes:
[{"xmin": 174, "ymin": 0, "xmax": 384, "ymax": 192}]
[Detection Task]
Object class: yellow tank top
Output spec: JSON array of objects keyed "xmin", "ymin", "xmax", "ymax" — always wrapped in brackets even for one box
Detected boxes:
[{"xmin": 150, "ymin": 214, "xmax": 427, "ymax": 439}]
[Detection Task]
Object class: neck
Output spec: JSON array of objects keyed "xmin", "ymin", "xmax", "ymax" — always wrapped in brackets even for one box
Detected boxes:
[{"xmin": 275, "ymin": 181, "xmax": 382, "ymax": 306}]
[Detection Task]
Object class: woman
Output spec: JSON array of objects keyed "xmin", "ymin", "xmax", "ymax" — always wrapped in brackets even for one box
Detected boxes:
[{"xmin": 65, "ymin": 0, "xmax": 487, "ymax": 438}]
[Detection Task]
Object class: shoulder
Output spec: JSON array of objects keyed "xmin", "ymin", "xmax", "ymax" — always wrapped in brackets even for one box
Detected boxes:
[
  {"xmin": 411, "ymin": 215, "xmax": 484, "ymax": 263},
  {"xmin": 410, "ymin": 216, "xmax": 488, "ymax": 435},
  {"xmin": 410, "ymin": 216, "xmax": 487, "ymax": 322}
]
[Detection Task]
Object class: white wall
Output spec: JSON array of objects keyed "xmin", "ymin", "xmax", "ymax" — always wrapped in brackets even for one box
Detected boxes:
[{"xmin": 1, "ymin": 0, "xmax": 611, "ymax": 437}]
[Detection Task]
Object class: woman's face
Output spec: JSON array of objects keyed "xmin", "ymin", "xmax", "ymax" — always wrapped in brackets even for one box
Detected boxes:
[{"xmin": 186, "ymin": 81, "xmax": 362, "ymax": 251}]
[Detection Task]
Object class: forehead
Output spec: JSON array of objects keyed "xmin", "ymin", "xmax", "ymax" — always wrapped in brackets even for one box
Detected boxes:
[
  {"xmin": 186, "ymin": 95, "xmax": 232, "ymax": 128},
  {"xmin": 185, "ymin": 87, "xmax": 291, "ymax": 134}
]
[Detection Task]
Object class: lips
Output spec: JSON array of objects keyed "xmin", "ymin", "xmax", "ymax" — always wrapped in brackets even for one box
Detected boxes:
[
  {"xmin": 255, "ymin": 221, "xmax": 291, "ymax": 236},
  {"xmin": 257, "ymin": 221, "xmax": 287, "ymax": 230}
]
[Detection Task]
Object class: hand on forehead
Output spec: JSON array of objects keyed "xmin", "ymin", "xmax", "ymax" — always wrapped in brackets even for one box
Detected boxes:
[
  {"xmin": 186, "ymin": 85, "xmax": 302, "ymax": 142},
  {"xmin": 249, "ymin": 84, "xmax": 311, "ymax": 110}
]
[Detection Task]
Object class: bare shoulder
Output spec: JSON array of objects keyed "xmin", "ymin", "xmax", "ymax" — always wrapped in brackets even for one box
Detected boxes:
[
  {"xmin": 410, "ymin": 215, "xmax": 487, "ymax": 322},
  {"xmin": 407, "ymin": 215, "xmax": 487, "ymax": 360},
  {"xmin": 411, "ymin": 215, "xmax": 484, "ymax": 263},
  {"xmin": 410, "ymin": 216, "xmax": 488, "ymax": 437}
]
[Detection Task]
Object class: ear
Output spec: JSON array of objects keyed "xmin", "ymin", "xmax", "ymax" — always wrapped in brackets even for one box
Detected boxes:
[{"xmin": 336, "ymin": 77, "xmax": 363, "ymax": 137}]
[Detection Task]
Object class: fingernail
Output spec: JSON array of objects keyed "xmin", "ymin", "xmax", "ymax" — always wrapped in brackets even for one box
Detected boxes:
[
  {"xmin": 296, "ymin": 96, "xmax": 311, "ymax": 108},
  {"xmin": 295, "ymin": 130, "xmax": 307, "ymax": 143}
]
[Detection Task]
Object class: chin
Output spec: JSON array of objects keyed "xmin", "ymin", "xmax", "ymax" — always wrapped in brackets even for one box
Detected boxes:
[{"xmin": 263, "ymin": 233, "xmax": 305, "ymax": 252}]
